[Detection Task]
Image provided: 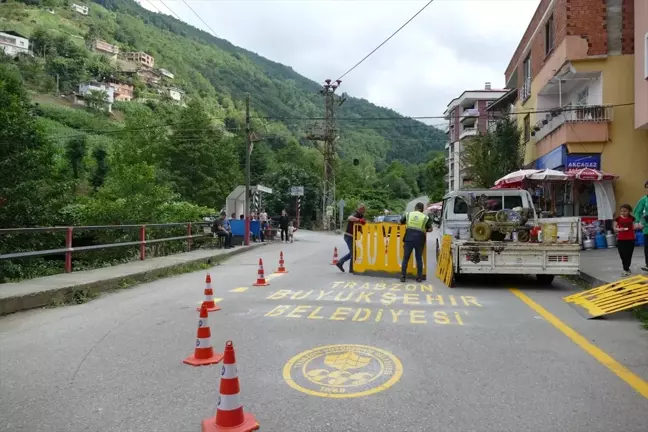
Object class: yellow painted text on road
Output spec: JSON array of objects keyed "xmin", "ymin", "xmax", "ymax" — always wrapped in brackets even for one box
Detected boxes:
[
  {"xmin": 230, "ymin": 287, "xmax": 249, "ymax": 293},
  {"xmin": 265, "ymin": 305, "xmax": 465, "ymax": 325},
  {"xmin": 331, "ymin": 281, "xmax": 435, "ymax": 293},
  {"xmin": 283, "ymin": 344, "xmax": 403, "ymax": 398},
  {"xmin": 266, "ymin": 289, "xmax": 481, "ymax": 308}
]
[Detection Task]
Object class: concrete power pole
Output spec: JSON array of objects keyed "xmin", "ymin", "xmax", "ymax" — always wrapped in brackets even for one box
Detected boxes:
[{"xmin": 307, "ymin": 79, "xmax": 345, "ymax": 231}]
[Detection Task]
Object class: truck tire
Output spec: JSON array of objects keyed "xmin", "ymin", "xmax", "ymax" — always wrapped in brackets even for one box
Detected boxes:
[
  {"xmin": 472, "ymin": 222, "xmax": 492, "ymax": 242},
  {"xmin": 536, "ymin": 274, "xmax": 555, "ymax": 285}
]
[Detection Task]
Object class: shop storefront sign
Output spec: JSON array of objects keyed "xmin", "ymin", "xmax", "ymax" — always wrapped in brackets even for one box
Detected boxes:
[
  {"xmin": 535, "ymin": 145, "xmax": 566, "ymax": 170},
  {"xmin": 566, "ymin": 154, "xmax": 601, "ymax": 170}
]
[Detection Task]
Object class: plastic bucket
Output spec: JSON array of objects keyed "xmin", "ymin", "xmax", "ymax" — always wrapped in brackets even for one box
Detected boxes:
[{"xmin": 542, "ymin": 223, "xmax": 558, "ymax": 244}]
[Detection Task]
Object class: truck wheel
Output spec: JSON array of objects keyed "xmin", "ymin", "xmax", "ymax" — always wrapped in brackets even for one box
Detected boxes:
[
  {"xmin": 472, "ymin": 222, "xmax": 492, "ymax": 242},
  {"xmin": 536, "ymin": 274, "xmax": 555, "ymax": 285}
]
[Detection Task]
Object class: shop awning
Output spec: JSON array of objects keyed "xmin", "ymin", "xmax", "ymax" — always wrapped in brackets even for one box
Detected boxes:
[
  {"xmin": 494, "ymin": 169, "xmax": 569, "ymax": 187},
  {"xmin": 565, "ymin": 168, "xmax": 619, "ymax": 181}
]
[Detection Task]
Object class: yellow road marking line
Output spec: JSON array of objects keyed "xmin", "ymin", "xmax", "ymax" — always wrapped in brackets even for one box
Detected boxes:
[
  {"xmin": 510, "ymin": 289, "xmax": 648, "ymax": 400},
  {"xmin": 266, "ymin": 273, "xmax": 285, "ymax": 281},
  {"xmin": 230, "ymin": 287, "xmax": 249, "ymax": 293}
]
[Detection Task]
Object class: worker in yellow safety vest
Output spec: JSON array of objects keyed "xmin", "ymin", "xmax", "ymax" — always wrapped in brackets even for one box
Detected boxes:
[{"xmin": 400, "ymin": 202, "xmax": 433, "ymax": 283}]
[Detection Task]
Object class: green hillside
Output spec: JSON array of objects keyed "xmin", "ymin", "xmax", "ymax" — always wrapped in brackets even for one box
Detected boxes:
[{"xmin": 1, "ymin": 0, "xmax": 446, "ymax": 162}]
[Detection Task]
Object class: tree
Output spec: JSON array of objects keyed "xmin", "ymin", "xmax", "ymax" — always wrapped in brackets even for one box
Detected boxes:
[
  {"xmin": 461, "ymin": 119, "xmax": 523, "ymax": 188},
  {"xmin": 65, "ymin": 135, "xmax": 88, "ymax": 179},
  {"xmin": 0, "ymin": 64, "xmax": 71, "ymax": 228},
  {"xmin": 91, "ymin": 146, "xmax": 109, "ymax": 190},
  {"xmin": 162, "ymin": 99, "xmax": 242, "ymax": 206},
  {"xmin": 84, "ymin": 89, "xmax": 109, "ymax": 112},
  {"xmin": 422, "ymin": 155, "xmax": 446, "ymax": 202}
]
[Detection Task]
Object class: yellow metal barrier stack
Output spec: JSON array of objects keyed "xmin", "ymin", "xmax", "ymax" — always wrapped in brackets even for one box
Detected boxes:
[
  {"xmin": 352, "ymin": 223, "xmax": 427, "ymax": 278},
  {"xmin": 563, "ymin": 275, "xmax": 648, "ymax": 319},
  {"xmin": 435, "ymin": 234, "xmax": 454, "ymax": 287}
]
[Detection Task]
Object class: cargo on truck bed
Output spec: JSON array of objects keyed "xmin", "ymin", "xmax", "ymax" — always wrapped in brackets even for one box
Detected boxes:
[{"xmin": 437, "ymin": 188, "xmax": 581, "ymax": 285}]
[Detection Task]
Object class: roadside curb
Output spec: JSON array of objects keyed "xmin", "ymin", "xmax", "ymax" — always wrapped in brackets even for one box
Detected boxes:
[
  {"xmin": 575, "ymin": 270, "xmax": 608, "ymax": 289},
  {"xmin": 0, "ymin": 243, "xmax": 266, "ymax": 316}
]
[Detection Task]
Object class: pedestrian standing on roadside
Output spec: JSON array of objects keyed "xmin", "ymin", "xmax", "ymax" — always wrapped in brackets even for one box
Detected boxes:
[
  {"xmin": 279, "ymin": 210, "xmax": 290, "ymax": 243},
  {"xmin": 633, "ymin": 180, "xmax": 648, "ymax": 272},
  {"xmin": 614, "ymin": 204, "xmax": 638, "ymax": 277},
  {"xmin": 336, "ymin": 204, "xmax": 366, "ymax": 274}
]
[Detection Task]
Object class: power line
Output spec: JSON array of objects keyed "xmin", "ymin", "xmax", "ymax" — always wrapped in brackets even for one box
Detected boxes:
[
  {"xmin": 157, "ymin": 0, "xmax": 184, "ymax": 21},
  {"xmin": 179, "ymin": 0, "xmax": 220, "ymax": 38},
  {"xmin": 336, "ymin": 0, "xmax": 434, "ymax": 81}
]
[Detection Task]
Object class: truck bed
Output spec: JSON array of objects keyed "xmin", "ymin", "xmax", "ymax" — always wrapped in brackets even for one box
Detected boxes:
[{"xmin": 453, "ymin": 240, "xmax": 581, "ymax": 275}]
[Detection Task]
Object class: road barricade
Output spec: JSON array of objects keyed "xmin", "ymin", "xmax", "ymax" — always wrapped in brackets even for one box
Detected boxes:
[
  {"xmin": 435, "ymin": 234, "xmax": 454, "ymax": 287},
  {"xmin": 563, "ymin": 275, "xmax": 648, "ymax": 319},
  {"xmin": 352, "ymin": 223, "xmax": 427, "ymax": 278}
]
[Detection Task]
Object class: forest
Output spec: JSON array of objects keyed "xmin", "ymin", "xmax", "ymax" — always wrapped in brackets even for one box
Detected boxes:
[{"xmin": 0, "ymin": 0, "xmax": 448, "ymax": 281}]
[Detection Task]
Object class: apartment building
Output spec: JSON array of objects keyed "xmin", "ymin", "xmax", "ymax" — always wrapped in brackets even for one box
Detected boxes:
[
  {"xmin": 636, "ymin": 0, "xmax": 648, "ymax": 129},
  {"xmin": 124, "ymin": 51, "xmax": 155, "ymax": 68},
  {"xmin": 504, "ymin": 0, "xmax": 648, "ymax": 208},
  {"xmin": 0, "ymin": 30, "xmax": 30, "ymax": 57},
  {"xmin": 443, "ymin": 83, "xmax": 509, "ymax": 192}
]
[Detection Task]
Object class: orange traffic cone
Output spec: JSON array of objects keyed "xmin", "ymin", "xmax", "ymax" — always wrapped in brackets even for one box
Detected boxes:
[
  {"xmin": 253, "ymin": 258, "xmax": 269, "ymax": 286},
  {"xmin": 276, "ymin": 251, "xmax": 288, "ymax": 273},
  {"xmin": 197, "ymin": 273, "xmax": 221, "ymax": 312},
  {"xmin": 201, "ymin": 341, "xmax": 259, "ymax": 432},
  {"xmin": 331, "ymin": 247, "xmax": 339, "ymax": 265},
  {"xmin": 184, "ymin": 304, "xmax": 224, "ymax": 367}
]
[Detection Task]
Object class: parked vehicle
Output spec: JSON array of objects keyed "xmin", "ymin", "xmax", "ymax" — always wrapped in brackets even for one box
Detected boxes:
[{"xmin": 437, "ymin": 189, "xmax": 581, "ymax": 284}]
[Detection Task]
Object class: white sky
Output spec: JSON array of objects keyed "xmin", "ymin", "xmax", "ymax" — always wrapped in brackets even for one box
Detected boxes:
[{"xmin": 138, "ymin": 0, "xmax": 540, "ymax": 126}]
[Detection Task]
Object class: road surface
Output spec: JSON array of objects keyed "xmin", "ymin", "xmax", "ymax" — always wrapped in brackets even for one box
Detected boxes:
[{"xmin": 1, "ymin": 230, "xmax": 648, "ymax": 432}]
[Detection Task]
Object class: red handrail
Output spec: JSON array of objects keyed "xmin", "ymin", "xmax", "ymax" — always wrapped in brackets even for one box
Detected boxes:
[{"xmin": 0, "ymin": 222, "xmax": 213, "ymax": 273}]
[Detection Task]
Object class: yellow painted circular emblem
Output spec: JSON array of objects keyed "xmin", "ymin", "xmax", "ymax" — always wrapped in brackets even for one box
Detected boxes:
[{"xmin": 282, "ymin": 344, "xmax": 403, "ymax": 398}]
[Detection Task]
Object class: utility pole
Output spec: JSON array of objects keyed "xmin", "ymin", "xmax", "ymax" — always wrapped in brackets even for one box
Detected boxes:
[
  {"xmin": 307, "ymin": 79, "xmax": 346, "ymax": 231},
  {"xmin": 244, "ymin": 93, "xmax": 251, "ymax": 246}
]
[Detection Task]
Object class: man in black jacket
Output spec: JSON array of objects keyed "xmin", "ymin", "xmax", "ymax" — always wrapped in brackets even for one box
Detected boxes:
[{"xmin": 279, "ymin": 210, "xmax": 290, "ymax": 243}]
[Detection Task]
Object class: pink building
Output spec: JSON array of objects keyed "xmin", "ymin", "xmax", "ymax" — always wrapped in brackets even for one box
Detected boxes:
[{"xmin": 636, "ymin": 0, "xmax": 648, "ymax": 129}]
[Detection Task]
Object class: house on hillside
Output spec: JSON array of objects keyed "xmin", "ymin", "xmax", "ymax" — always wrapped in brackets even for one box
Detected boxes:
[
  {"xmin": 108, "ymin": 81, "xmax": 134, "ymax": 102},
  {"xmin": 124, "ymin": 51, "xmax": 155, "ymax": 68},
  {"xmin": 0, "ymin": 30, "xmax": 32, "ymax": 57},
  {"xmin": 74, "ymin": 82, "xmax": 114, "ymax": 112},
  {"xmin": 159, "ymin": 68, "xmax": 174, "ymax": 80},
  {"xmin": 71, "ymin": 3, "xmax": 89, "ymax": 16},
  {"xmin": 167, "ymin": 87, "xmax": 184, "ymax": 102},
  {"xmin": 94, "ymin": 40, "xmax": 119, "ymax": 61}
]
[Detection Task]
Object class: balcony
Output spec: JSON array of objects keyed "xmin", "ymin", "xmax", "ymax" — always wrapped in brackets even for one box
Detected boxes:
[
  {"xmin": 532, "ymin": 104, "xmax": 612, "ymax": 154},
  {"xmin": 519, "ymin": 77, "xmax": 531, "ymax": 101},
  {"xmin": 460, "ymin": 108, "xmax": 480, "ymax": 126},
  {"xmin": 459, "ymin": 127, "xmax": 477, "ymax": 140}
]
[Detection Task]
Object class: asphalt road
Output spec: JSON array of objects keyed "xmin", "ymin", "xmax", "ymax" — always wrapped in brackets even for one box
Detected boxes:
[{"xmin": 1, "ymin": 230, "xmax": 648, "ymax": 432}]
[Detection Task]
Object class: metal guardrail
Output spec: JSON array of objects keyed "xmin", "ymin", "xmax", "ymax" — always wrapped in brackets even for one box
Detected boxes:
[{"xmin": 0, "ymin": 222, "xmax": 213, "ymax": 273}]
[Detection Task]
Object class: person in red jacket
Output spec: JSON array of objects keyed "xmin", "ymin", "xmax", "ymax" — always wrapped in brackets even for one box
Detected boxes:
[
  {"xmin": 336, "ymin": 204, "xmax": 366, "ymax": 274},
  {"xmin": 614, "ymin": 204, "xmax": 639, "ymax": 277}
]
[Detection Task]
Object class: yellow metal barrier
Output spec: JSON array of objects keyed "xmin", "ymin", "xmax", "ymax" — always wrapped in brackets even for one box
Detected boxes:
[
  {"xmin": 352, "ymin": 223, "xmax": 427, "ymax": 277},
  {"xmin": 435, "ymin": 234, "xmax": 454, "ymax": 287},
  {"xmin": 563, "ymin": 275, "xmax": 648, "ymax": 319}
]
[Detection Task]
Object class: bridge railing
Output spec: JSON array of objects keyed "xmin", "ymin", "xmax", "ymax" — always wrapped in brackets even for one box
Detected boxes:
[{"xmin": 0, "ymin": 222, "xmax": 213, "ymax": 273}]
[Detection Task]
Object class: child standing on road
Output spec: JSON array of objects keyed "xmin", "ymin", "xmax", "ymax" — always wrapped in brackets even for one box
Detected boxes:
[{"xmin": 614, "ymin": 204, "xmax": 638, "ymax": 277}]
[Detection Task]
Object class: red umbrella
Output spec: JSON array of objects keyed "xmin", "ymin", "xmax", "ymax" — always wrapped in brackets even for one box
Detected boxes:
[{"xmin": 565, "ymin": 168, "xmax": 618, "ymax": 181}]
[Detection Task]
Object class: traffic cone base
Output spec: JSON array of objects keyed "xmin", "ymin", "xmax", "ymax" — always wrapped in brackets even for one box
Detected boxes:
[
  {"xmin": 201, "ymin": 413, "xmax": 259, "ymax": 432},
  {"xmin": 252, "ymin": 281, "xmax": 269, "ymax": 287},
  {"xmin": 197, "ymin": 303, "xmax": 222, "ymax": 313},
  {"xmin": 184, "ymin": 352, "xmax": 224, "ymax": 367}
]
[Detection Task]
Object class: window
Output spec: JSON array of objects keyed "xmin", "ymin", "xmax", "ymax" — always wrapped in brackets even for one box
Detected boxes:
[
  {"xmin": 453, "ymin": 198, "xmax": 468, "ymax": 214},
  {"xmin": 545, "ymin": 14, "xmax": 554, "ymax": 55},
  {"xmin": 504, "ymin": 196, "xmax": 524, "ymax": 209},
  {"xmin": 523, "ymin": 114, "xmax": 531, "ymax": 142},
  {"xmin": 576, "ymin": 87, "xmax": 589, "ymax": 106},
  {"xmin": 522, "ymin": 55, "xmax": 532, "ymax": 99}
]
